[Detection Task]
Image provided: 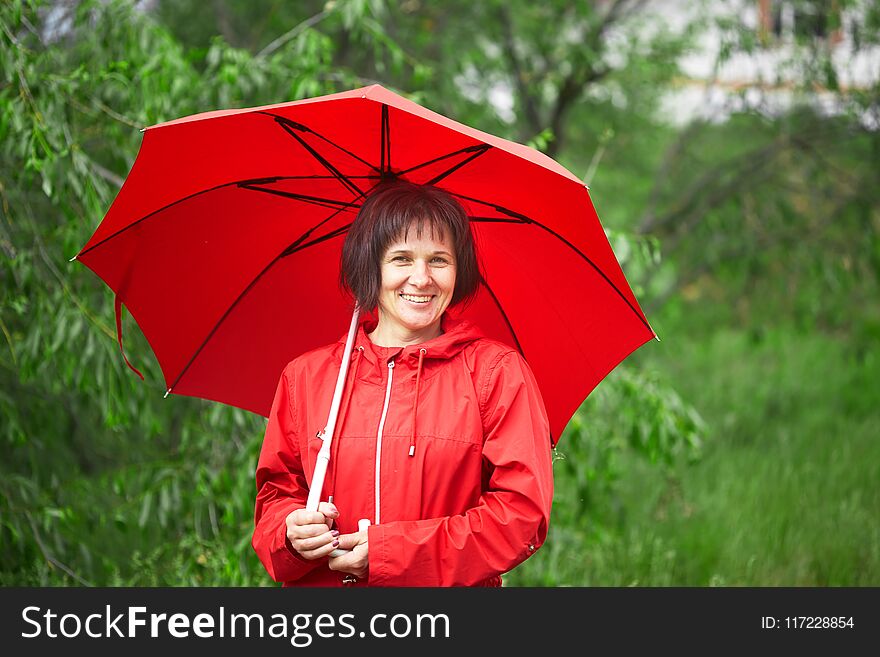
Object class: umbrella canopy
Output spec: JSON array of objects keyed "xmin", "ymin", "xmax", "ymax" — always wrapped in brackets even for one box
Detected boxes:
[{"xmin": 76, "ymin": 84, "xmax": 655, "ymax": 445}]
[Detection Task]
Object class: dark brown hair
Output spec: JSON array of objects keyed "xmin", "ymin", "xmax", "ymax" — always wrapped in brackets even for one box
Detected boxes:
[{"xmin": 341, "ymin": 180, "xmax": 481, "ymax": 311}]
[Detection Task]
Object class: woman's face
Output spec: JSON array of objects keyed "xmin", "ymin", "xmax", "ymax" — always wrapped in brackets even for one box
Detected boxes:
[{"xmin": 375, "ymin": 224, "xmax": 457, "ymax": 342}]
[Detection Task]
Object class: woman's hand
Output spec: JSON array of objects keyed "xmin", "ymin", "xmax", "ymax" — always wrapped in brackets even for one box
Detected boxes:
[
  {"xmin": 285, "ymin": 502, "xmax": 340, "ymax": 560},
  {"xmin": 328, "ymin": 529, "xmax": 369, "ymax": 579}
]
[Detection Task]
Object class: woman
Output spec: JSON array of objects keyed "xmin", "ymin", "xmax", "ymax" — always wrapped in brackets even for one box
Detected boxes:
[{"xmin": 252, "ymin": 181, "xmax": 553, "ymax": 586}]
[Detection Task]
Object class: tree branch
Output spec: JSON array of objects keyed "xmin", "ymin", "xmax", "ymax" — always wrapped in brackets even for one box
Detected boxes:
[
  {"xmin": 604, "ymin": 0, "xmax": 649, "ymax": 32},
  {"xmin": 25, "ymin": 511, "xmax": 93, "ymax": 586},
  {"xmin": 638, "ymin": 135, "xmax": 791, "ymax": 237},
  {"xmin": 497, "ymin": 4, "xmax": 543, "ymax": 137},
  {"xmin": 639, "ymin": 116, "xmax": 848, "ymax": 240},
  {"xmin": 257, "ymin": 9, "xmax": 330, "ymax": 58},
  {"xmin": 644, "ymin": 183, "xmax": 867, "ymax": 314},
  {"xmin": 88, "ymin": 160, "xmax": 124, "ymax": 188},
  {"xmin": 545, "ymin": 0, "xmax": 645, "ymax": 157}
]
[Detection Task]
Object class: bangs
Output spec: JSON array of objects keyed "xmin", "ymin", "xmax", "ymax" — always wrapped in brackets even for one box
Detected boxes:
[
  {"xmin": 340, "ymin": 181, "xmax": 482, "ymax": 311},
  {"xmin": 376, "ymin": 206, "xmax": 454, "ymax": 250}
]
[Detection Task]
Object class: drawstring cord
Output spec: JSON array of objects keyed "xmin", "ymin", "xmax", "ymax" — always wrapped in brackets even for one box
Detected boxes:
[
  {"xmin": 327, "ymin": 343, "xmax": 425, "ymax": 499},
  {"xmin": 408, "ymin": 348, "xmax": 426, "ymax": 457},
  {"xmin": 328, "ymin": 345, "xmax": 364, "ymax": 502}
]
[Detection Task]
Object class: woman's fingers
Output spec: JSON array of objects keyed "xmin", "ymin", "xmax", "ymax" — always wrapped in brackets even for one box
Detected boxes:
[
  {"xmin": 333, "ymin": 531, "xmax": 364, "ymax": 551},
  {"xmin": 327, "ymin": 537, "xmax": 368, "ymax": 578},
  {"xmin": 285, "ymin": 506, "xmax": 342, "ymax": 560},
  {"xmin": 316, "ymin": 501, "xmax": 339, "ymax": 528},
  {"xmin": 286, "ymin": 508, "xmax": 328, "ymax": 528},
  {"xmin": 292, "ymin": 525, "xmax": 338, "ymax": 547},
  {"xmin": 291, "ymin": 529, "xmax": 341, "ymax": 559}
]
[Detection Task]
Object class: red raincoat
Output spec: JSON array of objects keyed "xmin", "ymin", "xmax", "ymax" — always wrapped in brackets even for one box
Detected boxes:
[{"xmin": 252, "ymin": 315, "xmax": 554, "ymax": 586}]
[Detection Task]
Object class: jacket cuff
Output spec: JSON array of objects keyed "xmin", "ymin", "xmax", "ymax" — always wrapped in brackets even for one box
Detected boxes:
[{"xmin": 268, "ymin": 514, "xmax": 318, "ymax": 581}]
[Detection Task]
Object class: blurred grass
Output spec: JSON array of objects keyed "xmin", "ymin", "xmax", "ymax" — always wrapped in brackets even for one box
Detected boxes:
[{"xmin": 511, "ymin": 321, "xmax": 880, "ymax": 586}]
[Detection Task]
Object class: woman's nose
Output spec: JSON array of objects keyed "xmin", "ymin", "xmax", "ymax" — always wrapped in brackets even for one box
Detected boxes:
[{"xmin": 408, "ymin": 260, "xmax": 430, "ymax": 286}]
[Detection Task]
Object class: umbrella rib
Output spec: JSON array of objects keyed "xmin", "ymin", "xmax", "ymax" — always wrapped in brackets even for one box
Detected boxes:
[
  {"xmin": 249, "ymin": 174, "xmax": 380, "ymax": 181},
  {"xmin": 424, "ymin": 146, "xmax": 492, "ymax": 186},
  {"xmin": 381, "ymin": 104, "xmax": 391, "ymax": 180},
  {"xmin": 276, "ymin": 188, "xmax": 369, "ymax": 258},
  {"xmin": 282, "ymin": 223, "xmax": 351, "ymax": 257},
  {"xmin": 239, "ymin": 184, "xmax": 362, "ymax": 213},
  {"xmin": 77, "ymin": 176, "xmax": 375, "ymax": 259},
  {"xmin": 168, "ymin": 207, "xmax": 354, "ymax": 395},
  {"xmin": 397, "ymin": 144, "xmax": 491, "ymax": 177},
  {"xmin": 468, "ymin": 216, "xmax": 526, "ymax": 224},
  {"xmin": 478, "ymin": 276, "xmax": 525, "ymax": 358},
  {"xmin": 462, "ymin": 193, "xmax": 654, "ymax": 335},
  {"xmin": 529, "ymin": 223, "xmax": 654, "ymax": 334},
  {"xmin": 259, "ymin": 112, "xmax": 380, "ymax": 174},
  {"xmin": 275, "ymin": 119, "xmax": 365, "ymax": 198},
  {"xmin": 168, "ymin": 173, "xmax": 385, "ymax": 394},
  {"xmin": 452, "ymin": 192, "xmax": 533, "ymax": 222}
]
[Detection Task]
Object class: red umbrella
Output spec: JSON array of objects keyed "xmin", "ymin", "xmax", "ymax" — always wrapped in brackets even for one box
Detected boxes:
[{"xmin": 75, "ymin": 84, "xmax": 656, "ymax": 446}]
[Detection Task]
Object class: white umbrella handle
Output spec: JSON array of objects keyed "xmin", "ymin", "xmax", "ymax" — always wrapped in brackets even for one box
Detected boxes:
[
  {"xmin": 305, "ymin": 305, "xmax": 360, "ymax": 513},
  {"xmin": 302, "ymin": 305, "xmax": 371, "ymax": 560},
  {"xmin": 302, "ymin": 306, "xmax": 371, "ymax": 559}
]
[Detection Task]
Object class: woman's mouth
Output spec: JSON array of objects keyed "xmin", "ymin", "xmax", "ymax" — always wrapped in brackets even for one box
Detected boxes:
[{"xmin": 400, "ymin": 293, "xmax": 434, "ymax": 304}]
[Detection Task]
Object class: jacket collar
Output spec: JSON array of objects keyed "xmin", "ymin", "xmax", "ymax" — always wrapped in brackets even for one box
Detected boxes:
[{"xmin": 338, "ymin": 312, "xmax": 485, "ymax": 366}]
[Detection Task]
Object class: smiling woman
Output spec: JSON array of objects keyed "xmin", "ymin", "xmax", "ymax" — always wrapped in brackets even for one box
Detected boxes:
[
  {"xmin": 350, "ymin": 184, "xmax": 473, "ymax": 347},
  {"xmin": 339, "ymin": 181, "xmax": 482, "ymax": 326},
  {"xmin": 251, "ymin": 180, "xmax": 555, "ymax": 587}
]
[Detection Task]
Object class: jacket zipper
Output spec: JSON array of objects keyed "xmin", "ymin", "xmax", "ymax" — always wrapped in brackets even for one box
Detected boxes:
[{"xmin": 374, "ymin": 359, "xmax": 395, "ymax": 525}]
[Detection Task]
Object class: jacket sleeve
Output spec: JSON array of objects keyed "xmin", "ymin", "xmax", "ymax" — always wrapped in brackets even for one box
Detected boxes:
[
  {"xmin": 368, "ymin": 350, "xmax": 554, "ymax": 586},
  {"xmin": 252, "ymin": 364, "xmax": 321, "ymax": 583}
]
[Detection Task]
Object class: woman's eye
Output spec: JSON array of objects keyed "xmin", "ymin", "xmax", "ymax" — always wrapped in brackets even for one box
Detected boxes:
[
  {"xmin": 391, "ymin": 256, "xmax": 410, "ymax": 263},
  {"xmin": 431, "ymin": 257, "xmax": 449, "ymax": 265}
]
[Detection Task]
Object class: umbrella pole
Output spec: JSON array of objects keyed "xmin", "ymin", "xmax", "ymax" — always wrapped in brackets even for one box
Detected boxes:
[{"xmin": 306, "ymin": 304, "xmax": 361, "ymax": 513}]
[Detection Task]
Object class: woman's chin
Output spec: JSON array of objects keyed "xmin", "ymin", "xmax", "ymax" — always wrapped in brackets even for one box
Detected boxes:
[
  {"xmin": 395, "ymin": 301, "xmax": 438, "ymax": 323},
  {"xmin": 376, "ymin": 298, "xmax": 449, "ymax": 340},
  {"xmin": 400, "ymin": 316, "xmax": 440, "ymax": 333},
  {"xmin": 389, "ymin": 309, "xmax": 442, "ymax": 335}
]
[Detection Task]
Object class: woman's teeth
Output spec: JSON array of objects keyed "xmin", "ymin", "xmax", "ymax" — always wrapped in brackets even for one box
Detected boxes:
[{"xmin": 400, "ymin": 293, "xmax": 432, "ymax": 303}]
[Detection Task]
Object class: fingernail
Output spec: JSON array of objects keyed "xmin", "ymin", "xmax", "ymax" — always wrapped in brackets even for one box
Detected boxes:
[
  {"xmin": 332, "ymin": 540, "xmax": 340, "ymax": 547},
  {"xmin": 331, "ymin": 530, "xmax": 339, "ymax": 537}
]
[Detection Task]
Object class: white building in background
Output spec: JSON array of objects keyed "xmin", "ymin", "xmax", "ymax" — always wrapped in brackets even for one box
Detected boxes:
[{"xmin": 657, "ymin": 0, "xmax": 880, "ymax": 126}]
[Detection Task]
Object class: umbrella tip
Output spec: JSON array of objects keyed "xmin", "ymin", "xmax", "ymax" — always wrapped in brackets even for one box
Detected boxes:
[
  {"xmin": 69, "ymin": 254, "xmax": 78, "ymax": 262},
  {"xmin": 654, "ymin": 334, "xmax": 661, "ymax": 343},
  {"xmin": 164, "ymin": 388, "xmax": 172, "ymax": 398}
]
